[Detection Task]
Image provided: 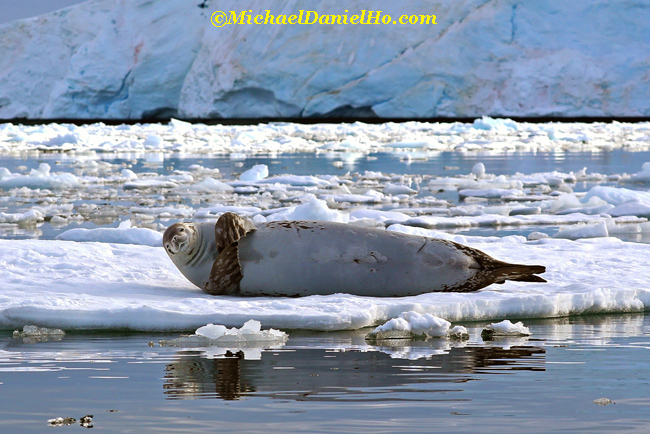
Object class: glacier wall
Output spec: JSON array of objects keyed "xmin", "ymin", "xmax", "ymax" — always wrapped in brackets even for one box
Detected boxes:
[{"xmin": 1, "ymin": 0, "xmax": 649, "ymax": 120}]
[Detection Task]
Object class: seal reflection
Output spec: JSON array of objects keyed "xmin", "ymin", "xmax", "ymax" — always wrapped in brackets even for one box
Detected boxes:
[{"xmin": 162, "ymin": 344, "xmax": 545, "ymax": 401}]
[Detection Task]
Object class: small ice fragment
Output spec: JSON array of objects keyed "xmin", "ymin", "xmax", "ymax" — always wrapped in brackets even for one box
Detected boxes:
[
  {"xmin": 240, "ymin": 164, "xmax": 269, "ymax": 181},
  {"xmin": 528, "ymin": 231, "xmax": 549, "ymax": 241},
  {"xmin": 448, "ymin": 326, "xmax": 470, "ymax": 340},
  {"xmin": 383, "ymin": 183, "xmax": 418, "ymax": 195},
  {"xmin": 366, "ymin": 312, "xmax": 461, "ymax": 341},
  {"xmin": 48, "ymin": 417, "xmax": 76, "ymax": 426},
  {"xmin": 13, "ymin": 325, "xmax": 65, "ymax": 338},
  {"xmin": 472, "ymin": 162, "xmax": 486, "ymax": 178},
  {"xmin": 195, "ymin": 323, "xmax": 227, "ymax": 340},
  {"xmin": 193, "ymin": 320, "xmax": 287, "ymax": 344},
  {"xmin": 481, "ymin": 320, "xmax": 531, "ymax": 340},
  {"xmin": 80, "ymin": 415, "xmax": 93, "ymax": 427},
  {"xmin": 239, "ymin": 319, "xmax": 262, "ymax": 333},
  {"xmin": 593, "ymin": 398, "xmax": 614, "ymax": 406}
]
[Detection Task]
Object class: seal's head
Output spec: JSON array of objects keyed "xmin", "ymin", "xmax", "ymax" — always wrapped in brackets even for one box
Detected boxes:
[{"xmin": 163, "ymin": 222, "xmax": 198, "ymax": 264}]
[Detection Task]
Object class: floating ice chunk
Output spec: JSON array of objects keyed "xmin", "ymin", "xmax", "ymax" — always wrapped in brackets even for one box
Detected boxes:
[
  {"xmin": 509, "ymin": 206, "xmax": 541, "ymax": 216},
  {"xmin": 0, "ymin": 209, "xmax": 44, "ymax": 224},
  {"xmin": 39, "ymin": 133, "xmax": 80, "ymax": 148},
  {"xmin": 143, "ymin": 135, "xmax": 163, "ymax": 148},
  {"xmin": 123, "ymin": 179, "xmax": 178, "ymax": 190},
  {"xmin": 0, "ymin": 164, "xmax": 81, "ymax": 190},
  {"xmin": 260, "ymin": 175, "xmax": 330, "ymax": 187},
  {"xmin": 13, "ymin": 325, "xmax": 65, "ymax": 337},
  {"xmin": 194, "ymin": 205, "xmax": 262, "ymax": 218},
  {"xmin": 321, "ymin": 191, "xmax": 384, "ymax": 204},
  {"xmin": 472, "ymin": 116, "xmax": 518, "ymax": 131},
  {"xmin": 57, "ymin": 225, "xmax": 163, "ymax": 247},
  {"xmin": 266, "ymin": 196, "xmax": 349, "ymax": 223},
  {"xmin": 383, "ymin": 183, "xmax": 417, "ymax": 195},
  {"xmin": 350, "ymin": 209, "xmax": 410, "ymax": 223},
  {"xmin": 183, "ymin": 177, "xmax": 234, "ymax": 193},
  {"xmin": 361, "ymin": 170, "xmax": 390, "ymax": 180},
  {"xmin": 169, "ymin": 118, "xmax": 192, "ymax": 130},
  {"xmin": 554, "ymin": 221, "xmax": 609, "ymax": 240},
  {"xmin": 366, "ymin": 312, "xmax": 457, "ymax": 340},
  {"xmin": 481, "ymin": 320, "xmax": 531, "ymax": 339},
  {"xmin": 472, "ymin": 162, "xmax": 486, "ymax": 178},
  {"xmin": 194, "ymin": 320, "xmax": 287, "ymax": 344},
  {"xmin": 593, "ymin": 398, "xmax": 614, "ymax": 406},
  {"xmin": 48, "ymin": 417, "xmax": 77, "ymax": 426},
  {"xmin": 610, "ymin": 202, "xmax": 650, "ymax": 218},
  {"xmin": 626, "ymin": 162, "xmax": 650, "ymax": 183},
  {"xmin": 583, "ymin": 186, "xmax": 650, "ymax": 207},
  {"xmin": 528, "ymin": 231, "xmax": 550, "ymax": 241},
  {"xmin": 121, "ymin": 169, "xmax": 138, "ymax": 180},
  {"xmin": 448, "ymin": 326, "xmax": 470, "ymax": 340},
  {"xmin": 195, "ymin": 323, "xmax": 228, "ymax": 339},
  {"xmin": 240, "ymin": 164, "xmax": 269, "ymax": 181},
  {"xmin": 459, "ymin": 188, "xmax": 524, "ymax": 200}
]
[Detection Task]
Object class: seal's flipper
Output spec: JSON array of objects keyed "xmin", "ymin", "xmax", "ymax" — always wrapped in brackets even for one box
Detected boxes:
[
  {"xmin": 215, "ymin": 212, "xmax": 256, "ymax": 252},
  {"xmin": 205, "ymin": 242, "xmax": 242, "ymax": 295}
]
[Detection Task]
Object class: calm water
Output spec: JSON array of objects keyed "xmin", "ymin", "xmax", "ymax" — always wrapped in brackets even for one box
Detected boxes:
[
  {"xmin": 5, "ymin": 148, "xmax": 650, "ymax": 178},
  {"xmin": 1, "ymin": 314, "xmax": 649, "ymax": 433}
]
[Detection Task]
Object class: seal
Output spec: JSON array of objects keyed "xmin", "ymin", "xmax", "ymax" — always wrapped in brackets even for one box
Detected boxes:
[{"xmin": 163, "ymin": 212, "xmax": 546, "ymax": 297}]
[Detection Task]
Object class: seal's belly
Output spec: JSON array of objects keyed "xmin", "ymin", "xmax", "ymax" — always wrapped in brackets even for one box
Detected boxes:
[{"xmin": 237, "ymin": 222, "xmax": 479, "ymax": 297}]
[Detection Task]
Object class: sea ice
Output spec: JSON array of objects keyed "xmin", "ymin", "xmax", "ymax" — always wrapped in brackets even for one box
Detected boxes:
[
  {"xmin": 481, "ymin": 320, "xmax": 532, "ymax": 339},
  {"xmin": 194, "ymin": 320, "xmax": 287, "ymax": 343},
  {"xmin": 366, "ymin": 312, "xmax": 460, "ymax": 340},
  {"xmin": 56, "ymin": 221, "xmax": 163, "ymax": 246},
  {"xmin": 239, "ymin": 164, "xmax": 269, "ymax": 182},
  {"xmin": 0, "ymin": 163, "xmax": 80, "ymax": 190},
  {"xmin": 13, "ymin": 325, "xmax": 65, "ymax": 337}
]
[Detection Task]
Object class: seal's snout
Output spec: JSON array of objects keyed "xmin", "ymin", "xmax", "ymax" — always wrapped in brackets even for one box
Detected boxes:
[
  {"xmin": 163, "ymin": 222, "xmax": 192, "ymax": 255},
  {"xmin": 170, "ymin": 233, "xmax": 188, "ymax": 253}
]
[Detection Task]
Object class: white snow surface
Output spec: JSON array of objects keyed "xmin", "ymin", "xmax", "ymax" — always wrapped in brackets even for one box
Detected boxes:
[
  {"xmin": 2, "ymin": 232, "xmax": 650, "ymax": 332},
  {"xmin": 1, "ymin": 1, "xmax": 649, "ymax": 119}
]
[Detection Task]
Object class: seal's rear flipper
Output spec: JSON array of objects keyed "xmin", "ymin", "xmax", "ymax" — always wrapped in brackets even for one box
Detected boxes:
[
  {"xmin": 214, "ymin": 212, "xmax": 256, "ymax": 252},
  {"xmin": 508, "ymin": 274, "xmax": 547, "ymax": 283},
  {"xmin": 483, "ymin": 264, "xmax": 547, "ymax": 289}
]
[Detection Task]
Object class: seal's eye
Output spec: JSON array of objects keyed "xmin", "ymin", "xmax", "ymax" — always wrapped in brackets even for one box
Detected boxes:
[
  {"xmin": 179, "ymin": 228, "xmax": 185, "ymax": 232},
  {"xmin": 166, "ymin": 244, "xmax": 170, "ymax": 250}
]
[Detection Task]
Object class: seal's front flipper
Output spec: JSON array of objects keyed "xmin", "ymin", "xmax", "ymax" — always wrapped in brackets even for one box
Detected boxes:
[
  {"xmin": 214, "ymin": 212, "xmax": 256, "ymax": 252},
  {"xmin": 205, "ymin": 242, "xmax": 242, "ymax": 295}
]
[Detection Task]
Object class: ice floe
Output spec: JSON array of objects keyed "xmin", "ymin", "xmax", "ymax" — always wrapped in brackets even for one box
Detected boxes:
[
  {"xmin": 2, "ymin": 231, "xmax": 650, "ymax": 332},
  {"xmin": 1, "ymin": 119, "xmax": 650, "ymax": 332}
]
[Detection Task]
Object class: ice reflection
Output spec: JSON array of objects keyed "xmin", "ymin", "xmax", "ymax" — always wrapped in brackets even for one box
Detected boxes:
[{"xmin": 162, "ymin": 342, "xmax": 545, "ymax": 401}]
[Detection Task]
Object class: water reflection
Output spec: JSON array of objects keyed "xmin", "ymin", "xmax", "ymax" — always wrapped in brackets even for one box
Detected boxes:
[{"xmin": 162, "ymin": 344, "xmax": 545, "ymax": 401}]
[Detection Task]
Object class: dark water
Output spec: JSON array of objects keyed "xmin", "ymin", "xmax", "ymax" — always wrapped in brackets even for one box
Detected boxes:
[{"xmin": 1, "ymin": 314, "xmax": 649, "ymax": 433}]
